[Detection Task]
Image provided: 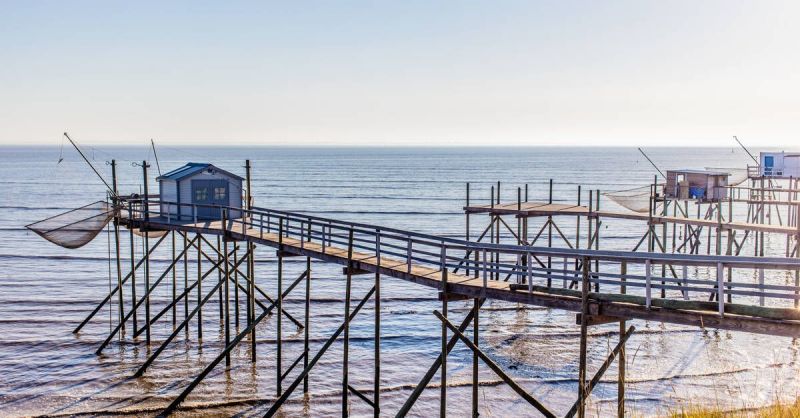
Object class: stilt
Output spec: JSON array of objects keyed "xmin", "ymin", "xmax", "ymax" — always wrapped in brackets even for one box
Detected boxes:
[
  {"xmin": 577, "ymin": 257, "xmax": 590, "ymax": 418},
  {"xmin": 277, "ymin": 221, "xmax": 284, "ymax": 396},
  {"xmin": 303, "ymin": 254, "xmax": 311, "ymax": 394},
  {"xmin": 141, "ymin": 160, "xmax": 151, "ymax": 345},
  {"xmin": 472, "ymin": 297, "xmax": 479, "ymax": 417},
  {"xmin": 223, "ymin": 211, "xmax": 231, "ymax": 367},
  {"xmin": 374, "ymin": 230, "xmax": 381, "ymax": 417},
  {"xmin": 617, "ymin": 320, "xmax": 626, "ymax": 418},
  {"xmin": 440, "ymin": 245, "xmax": 448, "ymax": 418},
  {"xmin": 110, "ymin": 160, "xmax": 125, "ymax": 331},
  {"xmin": 198, "ymin": 235, "xmax": 203, "ymax": 340},
  {"xmin": 342, "ymin": 229, "xmax": 355, "ymax": 417}
]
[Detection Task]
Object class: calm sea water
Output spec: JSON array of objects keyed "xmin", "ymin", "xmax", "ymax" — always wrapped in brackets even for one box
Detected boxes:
[{"xmin": 1, "ymin": 145, "xmax": 798, "ymax": 417}]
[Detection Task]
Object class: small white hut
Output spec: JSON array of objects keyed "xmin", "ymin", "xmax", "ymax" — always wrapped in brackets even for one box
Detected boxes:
[
  {"xmin": 756, "ymin": 151, "xmax": 800, "ymax": 178},
  {"xmin": 157, "ymin": 163, "xmax": 243, "ymax": 221}
]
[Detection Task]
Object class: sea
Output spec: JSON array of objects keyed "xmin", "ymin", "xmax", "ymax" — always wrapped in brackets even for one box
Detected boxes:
[{"xmin": 1, "ymin": 145, "xmax": 798, "ymax": 417}]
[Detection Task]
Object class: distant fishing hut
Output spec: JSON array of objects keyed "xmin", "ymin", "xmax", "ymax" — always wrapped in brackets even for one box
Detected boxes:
[
  {"xmin": 157, "ymin": 162, "xmax": 244, "ymax": 220},
  {"xmin": 755, "ymin": 151, "xmax": 800, "ymax": 178},
  {"xmin": 665, "ymin": 169, "xmax": 729, "ymax": 201}
]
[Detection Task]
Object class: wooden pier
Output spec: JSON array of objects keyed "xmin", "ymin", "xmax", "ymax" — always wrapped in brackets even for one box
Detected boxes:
[{"xmin": 62, "ymin": 162, "xmax": 800, "ymax": 417}]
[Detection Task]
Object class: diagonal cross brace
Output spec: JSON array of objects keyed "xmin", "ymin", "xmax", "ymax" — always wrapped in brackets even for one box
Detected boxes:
[
  {"xmin": 433, "ymin": 310, "xmax": 556, "ymax": 418},
  {"xmin": 73, "ymin": 233, "xmax": 168, "ymax": 333},
  {"xmin": 395, "ymin": 298, "xmax": 486, "ymax": 417},
  {"xmin": 159, "ymin": 269, "xmax": 314, "ymax": 417},
  {"xmin": 263, "ymin": 286, "xmax": 377, "ymax": 417},
  {"xmin": 191, "ymin": 232, "xmax": 304, "ymax": 328}
]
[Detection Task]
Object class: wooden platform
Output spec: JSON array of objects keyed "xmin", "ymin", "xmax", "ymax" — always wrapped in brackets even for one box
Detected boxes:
[{"xmin": 464, "ymin": 202, "xmax": 799, "ymax": 235}]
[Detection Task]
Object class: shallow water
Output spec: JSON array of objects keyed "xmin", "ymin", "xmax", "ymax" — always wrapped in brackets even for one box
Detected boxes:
[{"xmin": 1, "ymin": 145, "xmax": 798, "ymax": 417}]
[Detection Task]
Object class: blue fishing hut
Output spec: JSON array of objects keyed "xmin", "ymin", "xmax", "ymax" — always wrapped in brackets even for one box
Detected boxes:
[{"xmin": 157, "ymin": 163, "xmax": 244, "ymax": 221}]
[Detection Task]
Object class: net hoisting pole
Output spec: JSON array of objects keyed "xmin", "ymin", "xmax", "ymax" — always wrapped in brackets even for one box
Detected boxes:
[
  {"xmin": 63, "ymin": 132, "xmax": 116, "ymax": 197},
  {"xmin": 637, "ymin": 147, "xmax": 666, "ymax": 179}
]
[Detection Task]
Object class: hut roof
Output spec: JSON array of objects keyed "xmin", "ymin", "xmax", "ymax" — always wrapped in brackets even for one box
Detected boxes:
[
  {"xmin": 668, "ymin": 169, "xmax": 730, "ymax": 176},
  {"xmin": 157, "ymin": 163, "xmax": 244, "ymax": 182}
]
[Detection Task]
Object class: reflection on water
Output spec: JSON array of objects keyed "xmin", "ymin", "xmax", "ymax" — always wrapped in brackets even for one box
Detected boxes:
[{"xmin": 0, "ymin": 146, "xmax": 798, "ymax": 417}]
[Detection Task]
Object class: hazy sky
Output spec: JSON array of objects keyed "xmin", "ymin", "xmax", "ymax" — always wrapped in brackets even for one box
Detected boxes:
[{"xmin": 1, "ymin": 1, "xmax": 799, "ymax": 146}]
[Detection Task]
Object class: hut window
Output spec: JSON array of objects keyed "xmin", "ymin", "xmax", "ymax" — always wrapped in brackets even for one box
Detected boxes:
[
  {"xmin": 195, "ymin": 188, "xmax": 208, "ymax": 201},
  {"xmin": 214, "ymin": 187, "xmax": 226, "ymax": 200}
]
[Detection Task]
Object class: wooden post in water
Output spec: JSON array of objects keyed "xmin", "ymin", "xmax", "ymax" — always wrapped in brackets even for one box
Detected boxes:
[
  {"xmin": 472, "ymin": 297, "xmax": 480, "ymax": 417},
  {"xmin": 129, "ymin": 208, "xmax": 138, "ymax": 334},
  {"xmin": 234, "ymin": 244, "xmax": 240, "ymax": 328},
  {"xmin": 248, "ymin": 240, "xmax": 256, "ymax": 362},
  {"xmin": 142, "ymin": 160, "xmax": 151, "ymax": 345},
  {"xmin": 277, "ymin": 220, "xmax": 284, "ymax": 395},
  {"xmin": 111, "ymin": 160, "xmax": 125, "ymax": 331},
  {"xmin": 171, "ymin": 231, "xmax": 176, "ymax": 327},
  {"xmin": 223, "ymin": 210, "xmax": 231, "ymax": 367},
  {"xmin": 216, "ymin": 235, "xmax": 223, "ymax": 321},
  {"xmin": 595, "ymin": 189, "xmax": 601, "ymax": 292},
  {"xmin": 578, "ymin": 256, "xmax": 590, "ymax": 418},
  {"xmin": 303, "ymin": 250, "xmax": 311, "ymax": 393},
  {"xmin": 342, "ymin": 229, "xmax": 354, "ymax": 417},
  {"xmin": 440, "ymin": 244, "xmax": 448, "ymax": 418},
  {"xmin": 374, "ymin": 229, "xmax": 381, "ymax": 417},
  {"xmin": 547, "ymin": 179, "xmax": 553, "ymax": 287},
  {"xmin": 197, "ymin": 234, "xmax": 203, "ymax": 340},
  {"xmin": 183, "ymin": 233, "xmax": 189, "ymax": 338}
]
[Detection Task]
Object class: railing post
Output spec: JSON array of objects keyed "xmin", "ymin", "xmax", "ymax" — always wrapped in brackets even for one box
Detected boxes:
[
  {"xmin": 527, "ymin": 252, "xmax": 533, "ymax": 293},
  {"xmin": 193, "ymin": 205, "xmax": 197, "ymax": 224},
  {"xmin": 407, "ymin": 239, "xmax": 412, "ymax": 274},
  {"xmin": 482, "ymin": 249, "xmax": 488, "ymax": 293},
  {"xmin": 682, "ymin": 264, "xmax": 688, "ymax": 300},
  {"xmin": 717, "ymin": 262, "xmax": 724, "ymax": 315},
  {"xmin": 260, "ymin": 213, "xmax": 264, "ymax": 239},
  {"xmin": 759, "ymin": 268, "xmax": 765, "ymax": 306},
  {"xmin": 645, "ymin": 259, "xmax": 652, "ymax": 309}
]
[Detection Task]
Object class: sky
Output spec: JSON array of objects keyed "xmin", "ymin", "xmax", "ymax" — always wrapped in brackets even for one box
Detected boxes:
[{"xmin": 1, "ymin": 1, "xmax": 799, "ymax": 147}]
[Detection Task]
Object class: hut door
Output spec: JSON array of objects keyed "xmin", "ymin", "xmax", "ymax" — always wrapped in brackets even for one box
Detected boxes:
[
  {"xmin": 192, "ymin": 179, "xmax": 229, "ymax": 220},
  {"xmin": 764, "ymin": 156, "xmax": 774, "ymax": 175}
]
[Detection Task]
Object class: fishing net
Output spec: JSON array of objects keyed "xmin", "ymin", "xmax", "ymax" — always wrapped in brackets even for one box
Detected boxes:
[
  {"xmin": 705, "ymin": 167, "xmax": 748, "ymax": 185},
  {"xmin": 26, "ymin": 201, "xmax": 115, "ymax": 249},
  {"xmin": 603, "ymin": 185, "xmax": 660, "ymax": 213}
]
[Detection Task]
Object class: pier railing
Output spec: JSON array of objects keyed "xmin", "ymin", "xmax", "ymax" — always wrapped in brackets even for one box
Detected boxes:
[{"xmin": 126, "ymin": 198, "xmax": 800, "ymax": 317}]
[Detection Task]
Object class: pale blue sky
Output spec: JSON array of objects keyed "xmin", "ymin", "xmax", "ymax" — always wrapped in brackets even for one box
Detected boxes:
[{"xmin": 1, "ymin": 1, "xmax": 798, "ymax": 146}]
